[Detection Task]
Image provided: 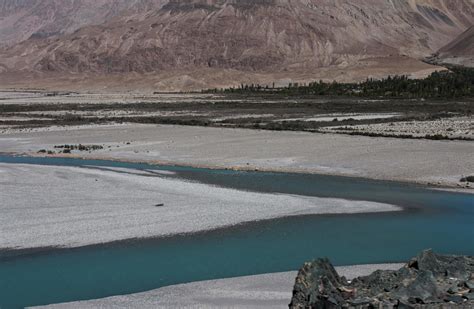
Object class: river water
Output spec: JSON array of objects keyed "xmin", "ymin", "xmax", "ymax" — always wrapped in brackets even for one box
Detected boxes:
[{"xmin": 0, "ymin": 155, "xmax": 472, "ymax": 308}]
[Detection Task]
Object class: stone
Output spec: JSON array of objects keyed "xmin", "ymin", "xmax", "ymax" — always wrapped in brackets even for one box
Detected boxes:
[
  {"xmin": 289, "ymin": 258, "xmax": 346, "ymax": 309},
  {"xmin": 289, "ymin": 250, "xmax": 474, "ymax": 309},
  {"xmin": 444, "ymin": 294, "xmax": 465, "ymax": 304},
  {"xmin": 397, "ymin": 300, "xmax": 416, "ymax": 308},
  {"xmin": 464, "ymin": 293, "xmax": 474, "ymax": 300}
]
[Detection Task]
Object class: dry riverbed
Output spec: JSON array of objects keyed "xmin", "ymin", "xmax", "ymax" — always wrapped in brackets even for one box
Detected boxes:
[
  {"xmin": 323, "ymin": 116, "xmax": 473, "ymax": 140},
  {"xmin": 1, "ymin": 91, "xmax": 472, "ymax": 141},
  {"xmin": 0, "ymin": 123, "xmax": 472, "ymax": 190}
]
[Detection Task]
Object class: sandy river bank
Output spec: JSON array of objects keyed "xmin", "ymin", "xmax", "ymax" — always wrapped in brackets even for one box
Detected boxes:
[
  {"xmin": 34, "ymin": 264, "xmax": 404, "ymax": 308},
  {"xmin": 0, "ymin": 162, "xmax": 398, "ymax": 250},
  {"xmin": 0, "ymin": 123, "xmax": 472, "ymax": 190}
]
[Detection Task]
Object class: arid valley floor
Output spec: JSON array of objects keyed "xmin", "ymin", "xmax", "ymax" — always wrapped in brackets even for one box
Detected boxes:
[
  {"xmin": 1, "ymin": 90, "xmax": 472, "ymax": 188},
  {"xmin": 0, "ymin": 90, "xmax": 473, "ymax": 308},
  {"xmin": 1, "ymin": 0, "xmax": 474, "ymax": 307}
]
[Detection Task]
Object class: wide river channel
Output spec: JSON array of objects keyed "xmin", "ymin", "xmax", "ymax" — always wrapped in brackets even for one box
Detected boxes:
[{"xmin": 0, "ymin": 155, "xmax": 473, "ymax": 308}]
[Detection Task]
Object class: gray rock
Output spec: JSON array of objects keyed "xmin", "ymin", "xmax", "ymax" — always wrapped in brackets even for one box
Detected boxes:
[
  {"xmin": 464, "ymin": 293, "xmax": 474, "ymax": 300},
  {"xmin": 410, "ymin": 249, "xmax": 473, "ymax": 280},
  {"xmin": 444, "ymin": 295, "xmax": 465, "ymax": 304},
  {"xmin": 289, "ymin": 250, "xmax": 474, "ymax": 308},
  {"xmin": 289, "ymin": 258, "xmax": 346, "ymax": 309},
  {"xmin": 392, "ymin": 270, "xmax": 442, "ymax": 304}
]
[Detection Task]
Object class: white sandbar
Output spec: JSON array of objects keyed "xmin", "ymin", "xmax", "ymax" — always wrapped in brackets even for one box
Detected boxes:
[{"xmin": 0, "ymin": 163, "xmax": 399, "ymax": 250}]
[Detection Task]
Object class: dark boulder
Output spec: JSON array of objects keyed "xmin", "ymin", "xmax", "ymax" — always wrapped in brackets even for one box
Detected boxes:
[
  {"xmin": 410, "ymin": 249, "xmax": 473, "ymax": 280},
  {"xmin": 289, "ymin": 250, "xmax": 474, "ymax": 308},
  {"xmin": 290, "ymin": 258, "xmax": 348, "ymax": 309}
]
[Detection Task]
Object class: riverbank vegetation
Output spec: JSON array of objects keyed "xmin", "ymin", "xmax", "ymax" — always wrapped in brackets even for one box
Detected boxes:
[
  {"xmin": 1, "ymin": 77, "xmax": 472, "ymax": 141},
  {"xmin": 206, "ymin": 66, "xmax": 474, "ymax": 99}
]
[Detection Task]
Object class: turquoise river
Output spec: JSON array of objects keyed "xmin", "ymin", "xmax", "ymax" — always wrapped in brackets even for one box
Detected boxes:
[{"xmin": 0, "ymin": 155, "xmax": 473, "ymax": 308}]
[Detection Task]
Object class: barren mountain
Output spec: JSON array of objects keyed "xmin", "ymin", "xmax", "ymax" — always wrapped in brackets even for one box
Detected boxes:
[
  {"xmin": 0, "ymin": 0, "xmax": 167, "ymax": 47},
  {"xmin": 430, "ymin": 26, "xmax": 474, "ymax": 67},
  {"xmin": 0, "ymin": 0, "xmax": 473, "ymax": 91}
]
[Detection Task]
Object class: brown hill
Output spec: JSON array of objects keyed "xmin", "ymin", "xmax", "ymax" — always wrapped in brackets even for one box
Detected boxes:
[
  {"xmin": 431, "ymin": 26, "xmax": 474, "ymax": 67},
  {"xmin": 0, "ymin": 0, "xmax": 473, "ymax": 91}
]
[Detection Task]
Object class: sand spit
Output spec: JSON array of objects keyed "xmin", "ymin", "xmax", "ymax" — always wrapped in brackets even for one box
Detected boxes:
[
  {"xmin": 0, "ymin": 123, "xmax": 472, "ymax": 189},
  {"xmin": 0, "ymin": 163, "xmax": 398, "ymax": 250},
  {"xmin": 33, "ymin": 264, "xmax": 403, "ymax": 308}
]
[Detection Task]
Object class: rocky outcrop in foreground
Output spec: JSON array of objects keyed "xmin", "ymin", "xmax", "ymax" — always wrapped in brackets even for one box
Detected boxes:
[{"xmin": 290, "ymin": 250, "xmax": 474, "ymax": 308}]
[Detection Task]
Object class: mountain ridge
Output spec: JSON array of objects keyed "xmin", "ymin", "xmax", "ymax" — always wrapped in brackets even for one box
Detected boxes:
[
  {"xmin": 0, "ymin": 0, "xmax": 168, "ymax": 47},
  {"xmin": 0, "ymin": 0, "xmax": 472, "ymax": 91}
]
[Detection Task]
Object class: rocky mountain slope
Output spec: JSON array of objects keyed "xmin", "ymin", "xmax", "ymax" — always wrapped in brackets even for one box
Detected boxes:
[
  {"xmin": 0, "ymin": 0, "xmax": 167, "ymax": 47},
  {"xmin": 430, "ymin": 26, "xmax": 474, "ymax": 67},
  {"xmin": 0, "ymin": 0, "xmax": 473, "ymax": 91}
]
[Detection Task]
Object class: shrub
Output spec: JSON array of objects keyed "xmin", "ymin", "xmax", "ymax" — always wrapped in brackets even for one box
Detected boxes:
[{"xmin": 460, "ymin": 176, "xmax": 474, "ymax": 182}]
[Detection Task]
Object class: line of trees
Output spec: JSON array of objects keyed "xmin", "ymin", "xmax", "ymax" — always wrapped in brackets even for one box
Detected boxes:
[{"xmin": 206, "ymin": 67, "xmax": 474, "ymax": 98}]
